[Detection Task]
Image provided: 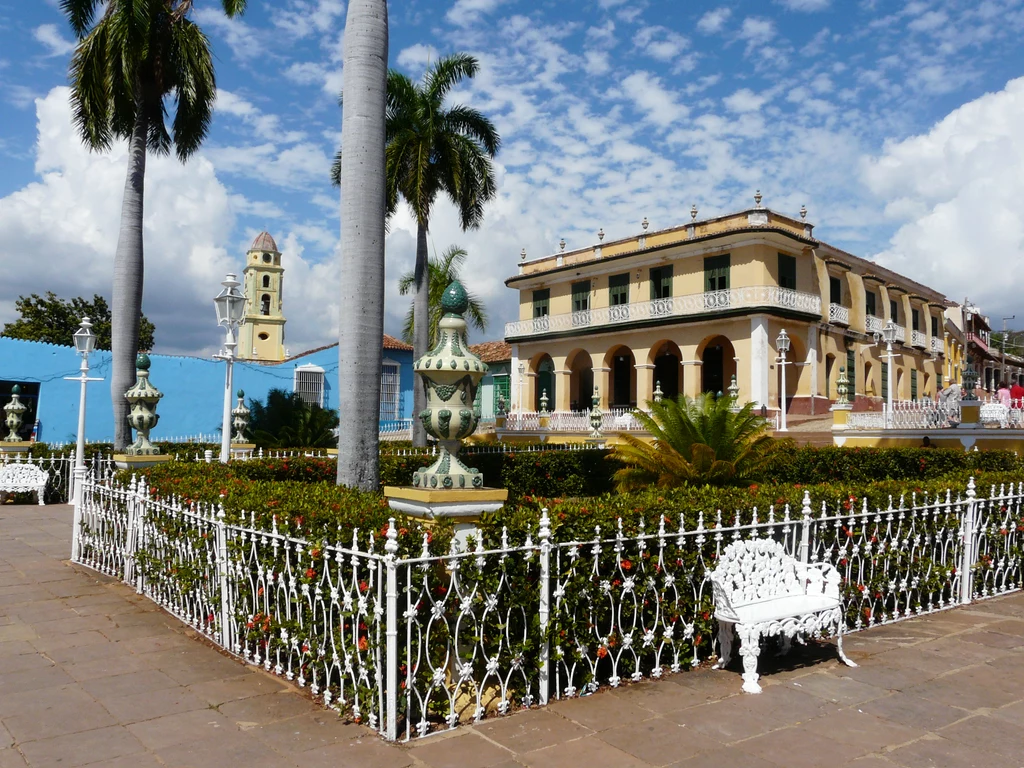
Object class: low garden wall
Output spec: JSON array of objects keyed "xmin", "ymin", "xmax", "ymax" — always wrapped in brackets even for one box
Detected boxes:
[{"xmin": 70, "ymin": 455, "xmax": 1024, "ymax": 741}]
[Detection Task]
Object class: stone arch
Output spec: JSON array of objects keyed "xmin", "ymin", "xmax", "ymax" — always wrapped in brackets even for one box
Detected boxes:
[
  {"xmin": 825, "ymin": 353, "xmax": 836, "ymax": 400},
  {"xmin": 648, "ymin": 340, "xmax": 683, "ymax": 400},
  {"xmin": 566, "ymin": 349, "xmax": 594, "ymax": 411},
  {"xmin": 697, "ymin": 335, "xmax": 736, "ymax": 396},
  {"xmin": 604, "ymin": 345, "xmax": 637, "ymax": 408},
  {"xmin": 864, "ymin": 361, "xmax": 874, "ymax": 398},
  {"xmin": 530, "ymin": 353, "xmax": 556, "ymax": 411}
]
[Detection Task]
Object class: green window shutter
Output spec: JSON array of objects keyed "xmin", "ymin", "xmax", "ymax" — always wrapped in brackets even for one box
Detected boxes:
[
  {"xmin": 493, "ymin": 375, "xmax": 510, "ymax": 413},
  {"xmin": 937, "ymin": 372, "xmax": 943, "ymax": 391},
  {"xmin": 571, "ymin": 281, "xmax": 590, "ymax": 312},
  {"xmin": 532, "ymin": 289, "xmax": 550, "ymax": 318},
  {"xmin": 911, "ymin": 369, "xmax": 918, "ymax": 400},
  {"xmin": 881, "ymin": 362, "xmax": 889, "ymax": 403},
  {"xmin": 846, "ymin": 349, "xmax": 856, "ymax": 398},
  {"xmin": 609, "ymin": 273, "xmax": 630, "ymax": 306},
  {"xmin": 704, "ymin": 255, "xmax": 730, "ymax": 292},
  {"xmin": 866, "ymin": 292, "xmax": 876, "ymax": 317},
  {"xmin": 650, "ymin": 266, "xmax": 673, "ymax": 300},
  {"xmin": 778, "ymin": 254, "xmax": 796, "ymax": 290}
]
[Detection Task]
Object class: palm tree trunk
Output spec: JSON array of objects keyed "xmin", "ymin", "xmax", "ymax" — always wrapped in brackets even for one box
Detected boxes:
[
  {"xmin": 110, "ymin": 110, "xmax": 149, "ymax": 451},
  {"xmin": 411, "ymin": 221, "xmax": 429, "ymax": 447},
  {"xmin": 336, "ymin": 0, "xmax": 388, "ymax": 490}
]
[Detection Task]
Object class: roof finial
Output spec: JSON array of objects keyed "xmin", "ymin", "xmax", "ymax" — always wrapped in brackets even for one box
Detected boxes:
[
  {"xmin": 597, "ymin": 227, "xmax": 605, "ymax": 242},
  {"xmin": 641, "ymin": 216, "xmax": 649, "ymax": 231},
  {"xmin": 691, "ymin": 204, "xmax": 698, "ymax": 221},
  {"xmin": 520, "ymin": 248, "xmax": 526, "ymax": 262},
  {"xmin": 800, "ymin": 204, "xmax": 807, "ymax": 220},
  {"xmin": 559, "ymin": 238, "xmax": 566, "ymax": 252},
  {"xmin": 754, "ymin": 190, "xmax": 763, "ymax": 208}
]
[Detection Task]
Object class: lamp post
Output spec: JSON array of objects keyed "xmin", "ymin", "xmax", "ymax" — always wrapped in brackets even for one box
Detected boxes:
[
  {"xmin": 213, "ymin": 274, "xmax": 247, "ymax": 463},
  {"xmin": 876, "ymin": 320, "xmax": 899, "ymax": 428},
  {"xmin": 776, "ymin": 329, "xmax": 790, "ymax": 432},
  {"xmin": 517, "ymin": 363, "xmax": 525, "ymax": 413},
  {"xmin": 66, "ymin": 317, "xmax": 102, "ymax": 557}
]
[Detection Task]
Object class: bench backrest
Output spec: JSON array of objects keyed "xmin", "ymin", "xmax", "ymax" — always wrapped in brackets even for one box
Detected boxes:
[
  {"xmin": 0, "ymin": 462, "xmax": 48, "ymax": 488},
  {"xmin": 711, "ymin": 539, "xmax": 802, "ymax": 606}
]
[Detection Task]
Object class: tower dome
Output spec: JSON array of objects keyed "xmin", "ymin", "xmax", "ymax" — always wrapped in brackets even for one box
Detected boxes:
[{"xmin": 250, "ymin": 231, "xmax": 278, "ymax": 252}]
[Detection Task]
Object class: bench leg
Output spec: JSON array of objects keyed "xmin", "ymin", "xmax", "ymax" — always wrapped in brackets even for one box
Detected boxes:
[
  {"xmin": 779, "ymin": 634, "xmax": 792, "ymax": 657},
  {"xmin": 738, "ymin": 625, "xmax": 762, "ymax": 694},
  {"xmin": 715, "ymin": 621, "xmax": 735, "ymax": 669},
  {"xmin": 835, "ymin": 613, "xmax": 858, "ymax": 668}
]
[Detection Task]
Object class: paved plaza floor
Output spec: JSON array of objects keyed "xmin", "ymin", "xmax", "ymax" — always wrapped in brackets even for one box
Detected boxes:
[{"xmin": 2, "ymin": 504, "xmax": 1024, "ymax": 768}]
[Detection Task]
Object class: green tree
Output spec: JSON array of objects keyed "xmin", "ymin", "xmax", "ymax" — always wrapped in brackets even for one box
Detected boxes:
[
  {"xmin": 62, "ymin": 0, "xmax": 247, "ymax": 450},
  {"xmin": 2, "ymin": 292, "xmax": 155, "ymax": 350},
  {"xmin": 332, "ymin": 53, "xmax": 500, "ymax": 447},
  {"xmin": 397, "ymin": 246, "xmax": 487, "ymax": 348},
  {"xmin": 609, "ymin": 394, "xmax": 789, "ymax": 491},
  {"xmin": 247, "ymin": 389, "xmax": 340, "ymax": 449},
  {"xmin": 335, "ymin": 0, "xmax": 388, "ymax": 490}
]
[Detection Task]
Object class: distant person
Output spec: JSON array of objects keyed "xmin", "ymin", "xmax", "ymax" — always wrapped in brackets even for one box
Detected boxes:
[
  {"xmin": 921, "ymin": 436, "xmax": 936, "ymax": 449},
  {"xmin": 1011, "ymin": 377, "xmax": 1024, "ymax": 406},
  {"xmin": 998, "ymin": 381, "xmax": 1012, "ymax": 408}
]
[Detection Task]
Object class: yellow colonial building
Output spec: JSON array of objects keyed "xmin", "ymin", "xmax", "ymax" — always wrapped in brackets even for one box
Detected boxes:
[{"xmin": 505, "ymin": 196, "xmax": 956, "ymax": 417}]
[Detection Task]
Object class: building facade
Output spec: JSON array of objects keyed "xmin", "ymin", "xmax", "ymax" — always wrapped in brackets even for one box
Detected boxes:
[{"xmin": 505, "ymin": 197, "xmax": 956, "ymax": 417}]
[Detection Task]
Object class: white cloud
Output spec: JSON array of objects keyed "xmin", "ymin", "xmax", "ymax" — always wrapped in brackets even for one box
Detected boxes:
[
  {"xmin": 864, "ymin": 77, "xmax": 1024, "ymax": 321},
  {"xmin": 446, "ymin": 0, "xmax": 509, "ymax": 27},
  {"xmin": 633, "ymin": 26, "xmax": 689, "ymax": 63},
  {"xmin": 214, "ymin": 91, "xmax": 306, "ymax": 143},
  {"xmin": 204, "ymin": 141, "xmax": 333, "ymax": 189},
  {"xmin": 738, "ymin": 17, "xmax": 776, "ymax": 46},
  {"xmin": 33, "ymin": 24, "xmax": 75, "ymax": 57},
  {"xmin": 272, "ymin": 0, "xmax": 346, "ymax": 38},
  {"xmin": 396, "ymin": 44, "xmax": 440, "ymax": 71},
  {"xmin": 619, "ymin": 71, "xmax": 688, "ymax": 128},
  {"xmin": 776, "ymin": 0, "xmax": 830, "ymax": 11},
  {"xmin": 0, "ymin": 87, "xmax": 343, "ymax": 356},
  {"xmin": 697, "ymin": 7, "xmax": 732, "ymax": 34},
  {"xmin": 724, "ymin": 88, "xmax": 768, "ymax": 113}
]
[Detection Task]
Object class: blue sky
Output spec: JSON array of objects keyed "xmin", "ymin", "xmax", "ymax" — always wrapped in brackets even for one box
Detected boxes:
[{"xmin": 1, "ymin": 0, "xmax": 1023, "ymax": 356}]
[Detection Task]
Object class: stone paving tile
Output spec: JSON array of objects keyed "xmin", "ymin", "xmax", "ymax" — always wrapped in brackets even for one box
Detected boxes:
[
  {"xmin": 80, "ymin": 667, "xmax": 181, "ymax": 700},
  {"xmin": 126, "ymin": 708, "xmax": 236, "ymax": 750},
  {"xmin": 597, "ymin": 715, "xmax": 724, "ymax": 765},
  {"xmin": 519, "ymin": 734, "xmax": 650, "ymax": 768},
  {"xmin": 547, "ymin": 690, "xmax": 655, "ymax": 731},
  {"xmin": 937, "ymin": 713, "xmax": 1024, "ymax": 759},
  {"xmin": 782, "ymin": 672, "xmax": 887, "ymax": 706},
  {"xmin": 958, "ymin": 629, "xmax": 1024, "ymax": 649},
  {"xmin": 734, "ymin": 727, "xmax": 874, "ymax": 768},
  {"xmin": 409, "ymin": 730, "xmax": 515, "ymax": 768},
  {"xmin": 886, "ymin": 734, "xmax": 1020, "ymax": 768},
  {"xmin": 154, "ymin": 729, "xmax": 292, "ymax": 768},
  {"xmin": 249, "ymin": 711, "xmax": 364, "ymax": 753},
  {"xmin": 301, "ymin": 738, "xmax": 418, "ymax": 768},
  {"xmin": 218, "ymin": 691, "xmax": 325, "ymax": 727},
  {"xmin": 672, "ymin": 745, "xmax": 783, "ymax": 767},
  {"xmin": 186, "ymin": 672, "xmax": 291, "ymax": 706},
  {"xmin": 607, "ymin": 678, "xmax": 723, "ymax": 714},
  {"xmin": 2, "ymin": 687, "xmax": 118, "ymax": 743},
  {"xmin": 857, "ymin": 691, "xmax": 970, "ymax": 731},
  {"xmin": 472, "ymin": 709, "xmax": 593, "ymax": 753},
  {"xmin": 17, "ymin": 724, "xmax": 147, "ymax": 768},
  {"xmin": 99, "ymin": 686, "xmax": 211, "ymax": 725},
  {"xmin": 901, "ymin": 667, "xmax": 1023, "ymax": 710},
  {"xmin": 800, "ymin": 709, "xmax": 925, "ymax": 751}
]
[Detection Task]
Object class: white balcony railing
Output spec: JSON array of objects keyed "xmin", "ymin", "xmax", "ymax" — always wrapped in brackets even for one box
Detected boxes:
[
  {"xmin": 894, "ymin": 326, "xmax": 906, "ymax": 343},
  {"xmin": 912, "ymin": 330, "xmax": 927, "ymax": 349},
  {"xmin": 829, "ymin": 303, "xmax": 850, "ymax": 325},
  {"xmin": 931, "ymin": 336, "xmax": 944, "ymax": 354},
  {"xmin": 505, "ymin": 286, "xmax": 822, "ymax": 339},
  {"xmin": 865, "ymin": 315, "xmax": 885, "ymax": 335}
]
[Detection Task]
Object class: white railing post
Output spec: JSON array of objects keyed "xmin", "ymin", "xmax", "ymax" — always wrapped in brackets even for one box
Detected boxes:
[
  {"xmin": 124, "ymin": 475, "xmax": 140, "ymax": 586},
  {"xmin": 959, "ymin": 476, "xmax": 978, "ymax": 604},
  {"xmin": 538, "ymin": 508, "xmax": 551, "ymax": 706},
  {"xmin": 384, "ymin": 519, "xmax": 399, "ymax": 741},
  {"xmin": 215, "ymin": 504, "xmax": 232, "ymax": 651},
  {"xmin": 70, "ymin": 467, "xmax": 86, "ymax": 562},
  {"xmin": 798, "ymin": 490, "xmax": 812, "ymax": 563}
]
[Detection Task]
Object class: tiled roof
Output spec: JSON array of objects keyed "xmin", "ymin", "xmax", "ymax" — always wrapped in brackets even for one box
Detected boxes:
[
  {"xmin": 470, "ymin": 340, "xmax": 511, "ymax": 363},
  {"xmin": 250, "ymin": 231, "xmax": 279, "ymax": 252},
  {"xmin": 383, "ymin": 334, "xmax": 413, "ymax": 351}
]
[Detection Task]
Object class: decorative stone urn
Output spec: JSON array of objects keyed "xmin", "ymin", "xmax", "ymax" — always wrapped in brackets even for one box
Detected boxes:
[
  {"xmin": 830, "ymin": 366, "xmax": 853, "ymax": 432},
  {"xmin": 653, "ymin": 381, "xmax": 664, "ymax": 404},
  {"xmin": 589, "ymin": 385, "xmax": 603, "ymax": 439},
  {"xmin": 231, "ymin": 390, "xmax": 250, "ymax": 443},
  {"xmin": 3, "ymin": 385, "xmax": 27, "ymax": 442},
  {"xmin": 412, "ymin": 281, "xmax": 489, "ymax": 490},
  {"xmin": 125, "ymin": 354, "xmax": 163, "ymax": 456}
]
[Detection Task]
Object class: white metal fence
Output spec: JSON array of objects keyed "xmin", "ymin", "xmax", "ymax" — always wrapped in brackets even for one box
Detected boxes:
[
  {"xmin": 71, "ymin": 474, "xmax": 1022, "ymax": 742},
  {"xmin": 0, "ymin": 453, "xmax": 115, "ymax": 503}
]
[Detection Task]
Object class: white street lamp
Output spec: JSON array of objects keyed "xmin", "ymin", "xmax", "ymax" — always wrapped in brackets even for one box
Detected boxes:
[
  {"xmin": 517, "ymin": 363, "xmax": 525, "ymax": 414},
  {"xmin": 776, "ymin": 328, "xmax": 791, "ymax": 432},
  {"xmin": 66, "ymin": 316, "xmax": 103, "ymax": 559},
  {"xmin": 213, "ymin": 274, "xmax": 247, "ymax": 463},
  {"xmin": 876, "ymin": 320, "xmax": 899, "ymax": 428}
]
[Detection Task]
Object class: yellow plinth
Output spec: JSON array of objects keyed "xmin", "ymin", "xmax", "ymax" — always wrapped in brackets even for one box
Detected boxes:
[
  {"xmin": 113, "ymin": 454, "xmax": 174, "ymax": 471},
  {"xmin": 0, "ymin": 442, "xmax": 33, "ymax": 454}
]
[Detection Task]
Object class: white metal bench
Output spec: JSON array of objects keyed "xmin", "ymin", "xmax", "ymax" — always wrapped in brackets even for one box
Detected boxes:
[
  {"xmin": 980, "ymin": 403, "xmax": 1009, "ymax": 428},
  {"xmin": 0, "ymin": 461, "xmax": 47, "ymax": 505},
  {"xmin": 710, "ymin": 539, "xmax": 856, "ymax": 693}
]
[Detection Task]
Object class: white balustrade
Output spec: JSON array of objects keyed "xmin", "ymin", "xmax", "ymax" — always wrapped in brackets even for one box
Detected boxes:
[
  {"xmin": 911, "ymin": 330, "xmax": 926, "ymax": 348},
  {"xmin": 829, "ymin": 303, "xmax": 850, "ymax": 326},
  {"xmin": 865, "ymin": 315, "xmax": 885, "ymax": 335},
  {"xmin": 931, "ymin": 336, "xmax": 944, "ymax": 354},
  {"xmin": 894, "ymin": 326, "xmax": 906, "ymax": 343},
  {"xmin": 505, "ymin": 285, "xmax": 822, "ymax": 338}
]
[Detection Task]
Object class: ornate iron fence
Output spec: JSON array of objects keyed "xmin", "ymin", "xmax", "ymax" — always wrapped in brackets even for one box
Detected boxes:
[
  {"xmin": 71, "ymin": 474, "xmax": 1023, "ymax": 742},
  {"xmin": 0, "ymin": 453, "xmax": 115, "ymax": 503}
]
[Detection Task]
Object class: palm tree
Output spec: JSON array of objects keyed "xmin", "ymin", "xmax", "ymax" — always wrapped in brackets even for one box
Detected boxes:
[
  {"xmin": 397, "ymin": 245, "xmax": 487, "ymax": 348},
  {"xmin": 62, "ymin": 0, "xmax": 246, "ymax": 450},
  {"xmin": 247, "ymin": 389, "xmax": 339, "ymax": 449},
  {"xmin": 336, "ymin": 0, "xmax": 388, "ymax": 490},
  {"xmin": 332, "ymin": 54, "xmax": 500, "ymax": 447},
  {"xmin": 610, "ymin": 394, "xmax": 788, "ymax": 490}
]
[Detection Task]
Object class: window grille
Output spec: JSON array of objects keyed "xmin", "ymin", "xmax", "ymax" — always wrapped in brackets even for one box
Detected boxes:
[
  {"xmin": 380, "ymin": 360, "xmax": 401, "ymax": 421},
  {"xmin": 294, "ymin": 365, "xmax": 325, "ymax": 408},
  {"xmin": 493, "ymin": 373, "xmax": 511, "ymax": 414}
]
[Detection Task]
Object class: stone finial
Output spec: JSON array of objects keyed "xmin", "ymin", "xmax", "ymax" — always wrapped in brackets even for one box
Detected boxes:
[
  {"xmin": 691, "ymin": 204, "xmax": 698, "ymax": 221},
  {"xmin": 539, "ymin": 389, "xmax": 550, "ymax": 416},
  {"xmin": 754, "ymin": 190, "xmax": 763, "ymax": 208},
  {"xmin": 641, "ymin": 216, "xmax": 649, "ymax": 231},
  {"xmin": 728, "ymin": 374, "xmax": 740, "ymax": 402},
  {"xmin": 495, "ymin": 394, "xmax": 507, "ymax": 417},
  {"xmin": 3, "ymin": 385, "xmax": 27, "ymax": 442},
  {"xmin": 124, "ymin": 354, "xmax": 163, "ymax": 456},
  {"xmin": 412, "ymin": 280, "xmax": 489, "ymax": 489},
  {"xmin": 653, "ymin": 381, "xmax": 664, "ymax": 403},
  {"xmin": 559, "ymin": 238, "xmax": 566, "ymax": 252},
  {"xmin": 589, "ymin": 385, "xmax": 603, "ymax": 439},
  {"xmin": 520, "ymin": 248, "xmax": 526, "ymax": 262},
  {"xmin": 962, "ymin": 358, "xmax": 979, "ymax": 401},
  {"xmin": 800, "ymin": 204, "xmax": 808, "ymax": 220},
  {"xmin": 231, "ymin": 389, "xmax": 251, "ymax": 443},
  {"xmin": 836, "ymin": 366, "xmax": 849, "ymax": 406},
  {"xmin": 598, "ymin": 228, "xmax": 605, "ymax": 241}
]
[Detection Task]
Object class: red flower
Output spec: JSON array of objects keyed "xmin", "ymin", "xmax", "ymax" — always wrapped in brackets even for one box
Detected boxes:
[
  {"xmin": 358, "ymin": 636, "xmax": 369, "ymax": 652},
  {"xmin": 621, "ymin": 560, "xmax": 632, "ymax": 571},
  {"xmin": 596, "ymin": 646, "xmax": 608, "ymax": 659},
  {"xmin": 306, "ymin": 568, "xmax": 316, "ymax": 579}
]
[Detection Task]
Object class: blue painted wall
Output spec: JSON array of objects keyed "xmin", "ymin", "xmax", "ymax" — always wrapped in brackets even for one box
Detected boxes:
[{"xmin": 0, "ymin": 337, "xmax": 414, "ymax": 444}]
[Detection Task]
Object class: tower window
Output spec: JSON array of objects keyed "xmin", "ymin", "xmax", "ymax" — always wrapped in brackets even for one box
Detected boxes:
[
  {"xmin": 258, "ymin": 332, "xmax": 269, "ymax": 341},
  {"xmin": 262, "ymin": 275, "xmax": 270, "ymax": 288},
  {"xmin": 263, "ymin": 253, "xmax": 271, "ymax": 263},
  {"xmin": 261, "ymin": 294, "xmax": 271, "ymax": 315}
]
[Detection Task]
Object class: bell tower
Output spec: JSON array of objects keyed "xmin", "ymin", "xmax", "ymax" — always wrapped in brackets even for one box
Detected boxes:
[{"xmin": 238, "ymin": 231, "xmax": 286, "ymax": 362}]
